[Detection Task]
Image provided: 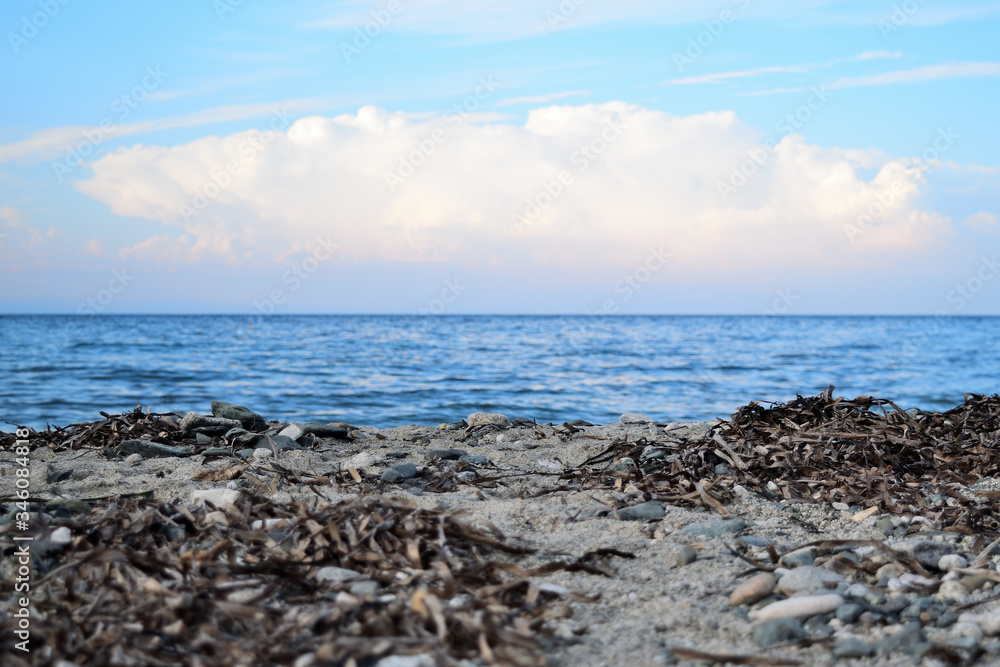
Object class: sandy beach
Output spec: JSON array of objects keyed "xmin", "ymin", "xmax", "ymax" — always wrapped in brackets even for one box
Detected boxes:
[{"xmin": 2, "ymin": 394, "xmax": 1000, "ymax": 666}]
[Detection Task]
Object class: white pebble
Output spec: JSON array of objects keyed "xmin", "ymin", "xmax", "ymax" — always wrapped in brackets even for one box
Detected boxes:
[
  {"xmin": 748, "ymin": 594, "xmax": 843, "ymax": 621},
  {"xmin": 252, "ymin": 447, "xmax": 273, "ymax": 460},
  {"xmin": 316, "ymin": 566, "xmax": 364, "ymax": 585},
  {"xmin": 125, "ymin": 453, "xmax": 143, "ymax": 465},
  {"xmin": 951, "ymin": 621, "xmax": 983, "ymax": 641},
  {"xmin": 496, "ymin": 433, "xmax": 507, "ymax": 443},
  {"xmin": 278, "ymin": 423, "xmax": 303, "ymax": 440},
  {"xmin": 204, "ymin": 511, "xmax": 229, "ymax": 526},
  {"xmin": 978, "ymin": 614, "xmax": 1000, "ymax": 636},
  {"xmin": 191, "ymin": 488, "xmax": 240, "ymax": 510},
  {"xmin": 50, "ymin": 526, "xmax": 72, "ymax": 545},
  {"xmin": 345, "ymin": 452, "xmax": 374, "ymax": 469},
  {"xmin": 938, "ymin": 554, "xmax": 967, "ymax": 572},
  {"xmin": 935, "ymin": 579, "xmax": 970, "ymax": 603}
]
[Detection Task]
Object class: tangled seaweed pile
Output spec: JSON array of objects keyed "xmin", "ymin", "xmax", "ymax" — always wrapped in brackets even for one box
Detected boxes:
[
  {"xmin": 567, "ymin": 389, "xmax": 1000, "ymax": 536},
  {"xmin": 0, "ymin": 494, "xmax": 635, "ymax": 666}
]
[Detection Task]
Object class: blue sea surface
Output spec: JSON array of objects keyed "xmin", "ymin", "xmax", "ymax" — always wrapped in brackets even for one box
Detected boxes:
[{"xmin": 0, "ymin": 315, "xmax": 997, "ymax": 430}]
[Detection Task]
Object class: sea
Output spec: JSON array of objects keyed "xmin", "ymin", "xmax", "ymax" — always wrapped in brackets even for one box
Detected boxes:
[{"xmin": 1, "ymin": 314, "xmax": 997, "ymax": 431}]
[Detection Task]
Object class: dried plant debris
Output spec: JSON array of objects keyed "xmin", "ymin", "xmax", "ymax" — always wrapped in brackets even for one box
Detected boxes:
[
  {"xmin": 0, "ymin": 494, "xmax": 633, "ymax": 666},
  {"xmin": 560, "ymin": 389, "xmax": 1000, "ymax": 536}
]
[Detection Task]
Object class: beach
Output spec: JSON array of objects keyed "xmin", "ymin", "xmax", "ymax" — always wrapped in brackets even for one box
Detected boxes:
[{"xmin": 2, "ymin": 393, "xmax": 1000, "ymax": 666}]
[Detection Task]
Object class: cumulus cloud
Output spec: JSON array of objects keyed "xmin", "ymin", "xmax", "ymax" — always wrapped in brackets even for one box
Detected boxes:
[{"xmin": 75, "ymin": 102, "xmax": 950, "ymax": 279}]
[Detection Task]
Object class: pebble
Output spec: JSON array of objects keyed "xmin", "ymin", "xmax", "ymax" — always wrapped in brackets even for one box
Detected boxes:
[
  {"xmin": 278, "ymin": 423, "xmax": 303, "ymax": 440},
  {"xmin": 191, "ymin": 488, "xmax": 241, "ymax": 510},
  {"xmin": 752, "ymin": 618, "xmax": 809, "ymax": 647},
  {"xmin": 117, "ymin": 439, "xmax": 191, "ymax": 459},
  {"xmin": 381, "ymin": 463, "xmax": 418, "ymax": 483},
  {"xmin": 424, "ymin": 448, "xmax": 467, "ymax": 461},
  {"xmin": 779, "ymin": 548, "xmax": 815, "ymax": 568},
  {"xmin": 619, "ymin": 413, "xmax": 654, "ymax": 424},
  {"xmin": 960, "ymin": 574, "xmax": 991, "ymax": 591},
  {"xmin": 345, "ymin": 452, "xmax": 374, "ymax": 469},
  {"xmin": 775, "ymin": 566, "xmax": 844, "ymax": 595},
  {"xmin": 617, "ymin": 501, "xmax": 666, "ymax": 522},
  {"xmin": 466, "ymin": 412, "xmax": 511, "ymax": 429},
  {"xmin": 458, "ymin": 455, "xmax": 490, "ymax": 466},
  {"xmin": 935, "ymin": 579, "xmax": 970, "ymax": 603},
  {"xmin": 50, "ymin": 526, "xmax": 72, "ymax": 545},
  {"xmin": 748, "ymin": 594, "xmax": 844, "ymax": 621},
  {"xmin": 125, "ymin": 453, "xmax": 143, "ymax": 466},
  {"xmin": 876, "ymin": 623, "xmax": 925, "ymax": 656},
  {"xmin": 833, "ymin": 636, "xmax": 873, "ymax": 658},
  {"xmin": 891, "ymin": 539, "xmax": 957, "ymax": 569},
  {"xmin": 681, "ymin": 518, "xmax": 746, "ymax": 538},
  {"xmin": 836, "ymin": 602, "xmax": 865, "ymax": 623},
  {"xmin": 252, "ymin": 448, "xmax": 273, "ymax": 460},
  {"xmin": 179, "ymin": 412, "xmax": 242, "ymax": 433},
  {"xmin": 730, "ymin": 573, "xmax": 776, "ymax": 606},
  {"xmin": 195, "ymin": 433, "xmax": 212, "ymax": 446},
  {"xmin": 211, "ymin": 400, "xmax": 267, "ymax": 431},
  {"xmin": 375, "ymin": 655, "xmax": 435, "ymax": 667},
  {"xmin": 938, "ymin": 554, "xmax": 968, "ymax": 571},
  {"xmin": 977, "ymin": 614, "xmax": 1000, "ymax": 636},
  {"xmin": 676, "ymin": 546, "xmax": 698, "ymax": 567},
  {"xmin": 315, "ymin": 566, "xmax": 364, "ymax": 585}
]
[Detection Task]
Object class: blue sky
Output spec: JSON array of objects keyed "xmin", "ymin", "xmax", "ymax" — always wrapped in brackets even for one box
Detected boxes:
[{"xmin": 1, "ymin": 0, "xmax": 999, "ymax": 314}]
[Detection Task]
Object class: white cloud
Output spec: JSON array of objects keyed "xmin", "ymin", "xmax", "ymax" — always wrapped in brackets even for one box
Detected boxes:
[
  {"xmin": 830, "ymin": 62, "xmax": 1000, "ymax": 89},
  {"xmin": 496, "ymin": 90, "xmax": 590, "ymax": 107},
  {"xmin": 76, "ymin": 102, "xmax": 951, "ymax": 278},
  {"xmin": 964, "ymin": 211, "xmax": 998, "ymax": 233}
]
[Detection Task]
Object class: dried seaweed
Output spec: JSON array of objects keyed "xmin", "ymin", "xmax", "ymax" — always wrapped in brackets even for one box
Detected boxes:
[
  {"xmin": 559, "ymin": 389, "xmax": 1000, "ymax": 536},
  {"xmin": 0, "ymin": 494, "xmax": 628, "ymax": 666}
]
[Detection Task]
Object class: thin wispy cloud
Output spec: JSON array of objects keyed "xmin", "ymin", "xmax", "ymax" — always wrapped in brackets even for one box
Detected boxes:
[
  {"xmin": 829, "ymin": 62, "xmax": 1000, "ymax": 89},
  {"xmin": 662, "ymin": 51, "xmax": 902, "ymax": 86},
  {"xmin": 495, "ymin": 90, "xmax": 591, "ymax": 106}
]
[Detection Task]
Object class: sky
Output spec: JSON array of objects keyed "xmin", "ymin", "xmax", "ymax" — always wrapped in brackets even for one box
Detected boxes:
[{"xmin": 1, "ymin": 0, "xmax": 999, "ymax": 315}]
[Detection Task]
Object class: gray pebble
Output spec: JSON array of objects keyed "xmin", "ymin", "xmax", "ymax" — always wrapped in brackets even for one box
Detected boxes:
[
  {"xmin": 211, "ymin": 400, "xmax": 267, "ymax": 431},
  {"xmin": 682, "ymin": 518, "xmax": 747, "ymax": 538},
  {"xmin": 876, "ymin": 623, "xmax": 925, "ymax": 656},
  {"xmin": 617, "ymin": 501, "xmax": 666, "ymax": 522},
  {"xmin": 836, "ymin": 603, "xmax": 865, "ymax": 623},
  {"xmin": 780, "ymin": 548, "xmax": 815, "ymax": 568},
  {"xmin": 752, "ymin": 618, "xmax": 808, "ymax": 648},
  {"xmin": 676, "ymin": 546, "xmax": 698, "ymax": 567},
  {"xmin": 116, "ymin": 439, "xmax": 191, "ymax": 459},
  {"xmin": 195, "ymin": 433, "xmax": 213, "ymax": 446},
  {"xmin": 467, "ymin": 412, "xmax": 511, "ymax": 429},
  {"xmin": 891, "ymin": 539, "xmax": 957, "ymax": 570},
  {"xmin": 381, "ymin": 462, "xmax": 418, "ymax": 482},
  {"xmin": 833, "ymin": 637, "xmax": 873, "ymax": 658},
  {"xmin": 201, "ymin": 447, "xmax": 233, "ymax": 457},
  {"xmin": 458, "ymin": 455, "xmax": 490, "ymax": 466},
  {"xmin": 270, "ymin": 435, "xmax": 303, "ymax": 451}
]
